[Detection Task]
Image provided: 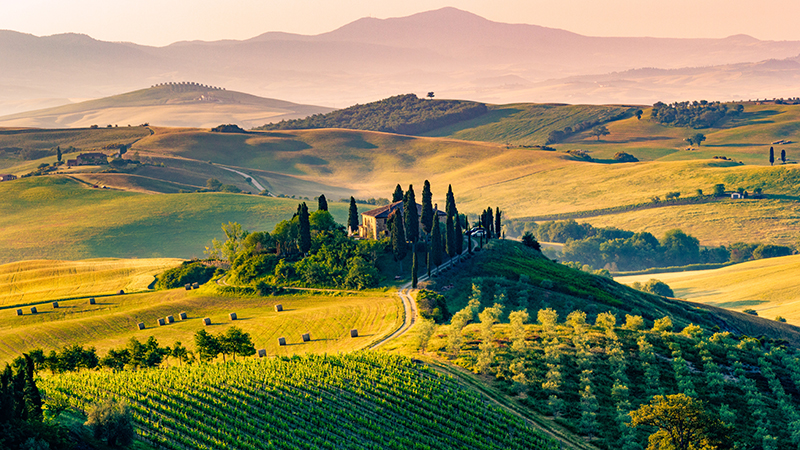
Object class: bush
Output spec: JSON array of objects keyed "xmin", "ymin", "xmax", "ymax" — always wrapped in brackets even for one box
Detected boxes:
[
  {"xmin": 232, "ymin": 254, "xmax": 279, "ymax": 283},
  {"xmin": 743, "ymin": 309, "xmax": 758, "ymax": 316},
  {"xmin": 85, "ymin": 399, "xmax": 134, "ymax": 447},
  {"xmin": 612, "ymin": 152, "xmax": 638, "ymax": 162},
  {"xmin": 416, "ymin": 290, "xmax": 449, "ymax": 323},
  {"xmin": 157, "ymin": 261, "xmax": 215, "ymax": 289}
]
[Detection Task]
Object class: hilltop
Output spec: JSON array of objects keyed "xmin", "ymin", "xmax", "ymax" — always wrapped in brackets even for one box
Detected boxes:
[{"xmin": 0, "ymin": 83, "xmax": 333, "ymax": 129}]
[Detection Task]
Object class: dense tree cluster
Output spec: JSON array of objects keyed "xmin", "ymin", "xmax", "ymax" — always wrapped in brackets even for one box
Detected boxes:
[
  {"xmin": 415, "ymin": 289, "xmax": 450, "ymax": 323},
  {"xmin": 157, "ymin": 261, "xmax": 215, "ymax": 289},
  {"xmin": 211, "ymin": 124, "xmax": 246, "ymax": 133},
  {"xmin": 651, "ymin": 100, "xmax": 743, "ymax": 128},
  {"xmin": 257, "ymin": 94, "xmax": 488, "ymax": 135}
]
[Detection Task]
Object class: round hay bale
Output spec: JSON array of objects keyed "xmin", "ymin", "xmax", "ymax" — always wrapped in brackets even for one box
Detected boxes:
[
  {"xmin": 192, "ymin": 282, "xmax": 200, "ymax": 288},
  {"xmin": 350, "ymin": 329, "xmax": 358, "ymax": 338},
  {"xmin": 166, "ymin": 315, "xmax": 174, "ymax": 323},
  {"xmin": 202, "ymin": 317, "xmax": 211, "ymax": 326},
  {"xmin": 137, "ymin": 322, "xmax": 145, "ymax": 330},
  {"xmin": 89, "ymin": 298, "xmax": 96, "ymax": 305},
  {"xmin": 157, "ymin": 318, "xmax": 166, "ymax": 326},
  {"xmin": 229, "ymin": 312, "xmax": 237, "ymax": 321},
  {"xmin": 274, "ymin": 304, "xmax": 283, "ymax": 312},
  {"xmin": 30, "ymin": 307, "xmax": 37, "ymax": 314},
  {"xmin": 278, "ymin": 337, "xmax": 286, "ymax": 346},
  {"xmin": 257, "ymin": 349, "xmax": 267, "ymax": 358},
  {"xmin": 302, "ymin": 333, "xmax": 310, "ymax": 342},
  {"xmin": 179, "ymin": 312, "xmax": 188, "ymax": 320},
  {"xmin": 16, "ymin": 309, "xmax": 23, "ymax": 316},
  {"xmin": 185, "ymin": 284, "xmax": 192, "ymax": 290},
  {"xmin": 52, "ymin": 302, "xmax": 59, "ymax": 308}
]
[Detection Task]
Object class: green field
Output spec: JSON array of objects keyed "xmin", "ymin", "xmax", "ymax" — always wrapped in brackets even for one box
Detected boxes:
[
  {"xmin": 0, "ymin": 177, "xmax": 349, "ymax": 263},
  {"xmin": 615, "ymin": 255, "xmax": 800, "ymax": 324},
  {"xmin": 0, "ymin": 258, "xmax": 182, "ymax": 308},
  {"xmin": 40, "ymin": 353, "xmax": 556, "ymax": 450},
  {"xmin": 0, "ymin": 283, "xmax": 399, "ymax": 363}
]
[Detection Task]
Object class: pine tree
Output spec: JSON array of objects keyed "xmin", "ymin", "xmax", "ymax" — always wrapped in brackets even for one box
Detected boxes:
[
  {"xmin": 298, "ymin": 203, "xmax": 311, "ymax": 254},
  {"xmin": 348, "ymin": 196, "xmax": 359, "ymax": 234},
  {"xmin": 421, "ymin": 180, "xmax": 433, "ymax": 234},
  {"xmin": 403, "ymin": 185, "xmax": 419, "ymax": 242},
  {"xmin": 431, "ymin": 215, "xmax": 443, "ymax": 266},
  {"xmin": 317, "ymin": 194, "xmax": 328, "ymax": 211},
  {"xmin": 770, "ymin": 146, "xmax": 775, "ymax": 166},
  {"xmin": 495, "ymin": 207, "xmax": 501, "ymax": 238},
  {"xmin": 392, "ymin": 184, "xmax": 404, "ymax": 202},
  {"xmin": 390, "ymin": 210, "xmax": 407, "ymax": 262}
]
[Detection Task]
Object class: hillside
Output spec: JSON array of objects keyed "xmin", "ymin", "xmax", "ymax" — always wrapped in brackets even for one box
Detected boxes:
[
  {"xmin": 615, "ymin": 255, "xmax": 800, "ymax": 324},
  {"xmin": 0, "ymin": 83, "xmax": 334, "ymax": 129},
  {"xmin": 0, "ymin": 177, "xmax": 349, "ymax": 263},
  {"xmin": 40, "ymin": 353, "xmax": 557, "ymax": 450},
  {"xmin": 257, "ymin": 93, "xmax": 488, "ymax": 135}
]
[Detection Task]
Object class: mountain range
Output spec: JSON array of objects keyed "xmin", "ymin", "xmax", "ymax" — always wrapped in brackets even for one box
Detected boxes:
[{"xmin": 3, "ymin": 7, "xmax": 800, "ymax": 117}]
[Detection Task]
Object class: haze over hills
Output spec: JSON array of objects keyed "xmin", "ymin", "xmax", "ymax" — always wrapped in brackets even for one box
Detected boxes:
[
  {"xmin": 0, "ymin": 83, "xmax": 334, "ymax": 128},
  {"xmin": 4, "ymin": 7, "xmax": 800, "ymax": 115}
]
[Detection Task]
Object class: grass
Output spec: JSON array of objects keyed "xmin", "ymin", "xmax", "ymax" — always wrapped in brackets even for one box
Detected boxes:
[
  {"xmin": 0, "ymin": 258, "xmax": 182, "ymax": 308},
  {"xmin": 615, "ymin": 255, "xmax": 800, "ymax": 325},
  {"xmin": 0, "ymin": 284, "xmax": 400, "ymax": 363},
  {"xmin": 0, "ymin": 177, "xmax": 349, "ymax": 263}
]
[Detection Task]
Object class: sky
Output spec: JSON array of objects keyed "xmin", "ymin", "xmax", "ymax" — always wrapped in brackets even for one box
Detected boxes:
[{"xmin": 3, "ymin": 0, "xmax": 800, "ymax": 46}]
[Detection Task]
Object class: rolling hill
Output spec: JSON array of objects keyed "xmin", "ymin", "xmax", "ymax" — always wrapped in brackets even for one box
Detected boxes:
[{"xmin": 0, "ymin": 83, "xmax": 333, "ymax": 129}]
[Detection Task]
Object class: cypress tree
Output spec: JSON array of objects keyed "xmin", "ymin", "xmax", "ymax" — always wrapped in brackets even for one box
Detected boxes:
[
  {"xmin": 446, "ymin": 213, "xmax": 455, "ymax": 258},
  {"xmin": 404, "ymin": 185, "xmax": 419, "ymax": 242},
  {"xmin": 23, "ymin": 354, "xmax": 42, "ymax": 422},
  {"xmin": 392, "ymin": 184, "xmax": 404, "ymax": 202},
  {"xmin": 455, "ymin": 213, "xmax": 463, "ymax": 254},
  {"xmin": 390, "ymin": 211, "xmax": 407, "ymax": 262},
  {"xmin": 421, "ymin": 180, "xmax": 433, "ymax": 234},
  {"xmin": 412, "ymin": 246, "xmax": 418, "ymax": 288},
  {"xmin": 317, "ymin": 194, "xmax": 328, "ymax": 211},
  {"xmin": 0, "ymin": 364, "xmax": 13, "ymax": 423},
  {"xmin": 781, "ymin": 149, "xmax": 787, "ymax": 163},
  {"xmin": 445, "ymin": 185, "xmax": 457, "ymax": 218},
  {"xmin": 770, "ymin": 146, "xmax": 775, "ymax": 166},
  {"xmin": 56, "ymin": 146, "xmax": 62, "ymax": 163},
  {"xmin": 298, "ymin": 203, "xmax": 311, "ymax": 254},
  {"xmin": 348, "ymin": 197, "xmax": 359, "ymax": 234},
  {"xmin": 495, "ymin": 207, "xmax": 502, "ymax": 239},
  {"xmin": 487, "ymin": 207, "xmax": 494, "ymax": 238},
  {"xmin": 431, "ymin": 214, "xmax": 443, "ymax": 266}
]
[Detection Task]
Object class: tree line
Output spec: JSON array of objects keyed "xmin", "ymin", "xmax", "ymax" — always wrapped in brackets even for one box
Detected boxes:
[{"xmin": 651, "ymin": 100, "xmax": 743, "ymax": 128}]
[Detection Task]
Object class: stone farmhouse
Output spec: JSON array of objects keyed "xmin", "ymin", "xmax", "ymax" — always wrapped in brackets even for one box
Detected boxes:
[
  {"xmin": 357, "ymin": 201, "xmax": 446, "ymax": 240},
  {"xmin": 67, "ymin": 152, "xmax": 108, "ymax": 167}
]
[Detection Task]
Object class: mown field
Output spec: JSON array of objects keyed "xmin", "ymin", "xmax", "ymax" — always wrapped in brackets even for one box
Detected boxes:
[
  {"xmin": 0, "ymin": 282, "xmax": 400, "ymax": 363},
  {"xmin": 40, "ymin": 353, "xmax": 557, "ymax": 450},
  {"xmin": 615, "ymin": 255, "xmax": 800, "ymax": 324},
  {"xmin": 0, "ymin": 177, "xmax": 349, "ymax": 263},
  {"xmin": 0, "ymin": 258, "xmax": 182, "ymax": 308}
]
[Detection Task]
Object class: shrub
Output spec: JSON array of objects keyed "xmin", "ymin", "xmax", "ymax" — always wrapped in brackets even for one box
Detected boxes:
[
  {"xmin": 416, "ymin": 290, "xmax": 449, "ymax": 323},
  {"xmin": 85, "ymin": 399, "xmax": 134, "ymax": 447},
  {"xmin": 612, "ymin": 152, "xmax": 638, "ymax": 162},
  {"xmin": 743, "ymin": 309, "xmax": 758, "ymax": 316},
  {"xmin": 232, "ymin": 254, "xmax": 279, "ymax": 283},
  {"xmin": 157, "ymin": 262, "xmax": 215, "ymax": 289}
]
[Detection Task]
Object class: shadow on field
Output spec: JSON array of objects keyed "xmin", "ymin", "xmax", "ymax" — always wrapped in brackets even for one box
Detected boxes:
[{"xmin": 716, "ymin": 299, "xmax": 769, "ymax": 308}]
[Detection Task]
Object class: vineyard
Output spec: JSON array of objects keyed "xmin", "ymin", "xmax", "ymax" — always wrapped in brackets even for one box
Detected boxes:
[
  {"xmin": 427, "ymin": 307, "xmax": 800, "ymax": 450},
  {"xmin": 40, "ymin": 353, "xmax": 557, "ymax": 450}
]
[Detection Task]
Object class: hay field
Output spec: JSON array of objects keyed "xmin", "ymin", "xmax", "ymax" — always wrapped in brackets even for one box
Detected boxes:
[
  {"xmin": 615, "ymin": 255, "xmax": 800, "ymax": 324},
  {"xmin": 0, "ymin": 258, "xmax": 182, "ymax": 308},
  {"xmin": 0, "ymin": 286, "xmax": 400, "ymax": 363}
]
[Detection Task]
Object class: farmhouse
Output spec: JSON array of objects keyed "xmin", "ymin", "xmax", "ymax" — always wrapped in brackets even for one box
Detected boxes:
[
  {"xmin": 67, "ymin": 152, "xmax": 108, "ymax": 167},
  {"xmin": 357, "ymin": 201, "xmax": 446, "ymax": 239},
  {"xmin": 0, "ymin": 174, "xmax": 17, "ymax": 182}
]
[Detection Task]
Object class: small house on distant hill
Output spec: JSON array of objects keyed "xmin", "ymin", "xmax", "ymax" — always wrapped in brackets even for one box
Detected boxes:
[
  {"xmin": 67, "ymin": 153, "xmax": 108, "ymax": 167},
  {"xmin": 358, "ymin": 201, "xmax": 446, "ymax": 239},
  {"xmin": 0, "ymin": 174, "xmax": 16, "ymax": 181}
]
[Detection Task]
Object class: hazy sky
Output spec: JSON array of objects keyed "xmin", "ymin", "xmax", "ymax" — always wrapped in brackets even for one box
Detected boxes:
[{"xmin": 3, "ymin": 0, "xmax": 800, "ymax": 46}]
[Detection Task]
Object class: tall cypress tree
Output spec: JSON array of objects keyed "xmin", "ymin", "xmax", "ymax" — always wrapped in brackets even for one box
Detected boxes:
[
  {"xmin": 445, "ymin": 185, "xmax": 456, "ymax": 218},
  {"xmin": 446, "ymin": 213, "xmax": 455, "ymax": 258},
  {"xmin": 411, "ymin": 246, "xmax": 418, "ymax": 288},
  {"xmin": 495, "ymin": 207, "xmax": 502, "ymax": 239},
  {"xmin": 56, "ymin": 146, "xmax": 62, "ymax": 163},
  {"xmin": 298, "ymin": 203, "xmax": 311, "ymax": 254},
  {"xmin": 404, "ymin": 185, "xmax": 419, "ymax": 243},
  {"xmin": 431, "ymin": 215, "xmax": 443, "ymax": 266},
  {"xmin": 390, "ymin": 210, "xmax": 407, "ymax": 262},
  {"xmin": 348, "ymin": 197, "xmax": 359, "ymax": 234},
  {"xmin": 781, "ymin": 149, "xmax": 787, "ymax": 163},
  {"xmin": 23, "ymin": 355, "xmax": 42, "ymax": 422},
  {"xmin": 487, "ymin": 207, "xmax": 494, "ymax": 238},
  {"xmin": 770, "ymin": 146, "xmax": 775, "ymax": 166},
  {"xmin": 392, "ymin": 184, "xmax": 404, "ymax": 202},
  {"xmin": 455, "ymin": 213, "xmax": 463, "ymax": 254},
  {"xmin": 421, "ymin": 180, "xmax": 433, "ymax": 234},
  {"xmin": 317, "ymin": 194, "xmax": 328, "ymax": 211}
]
